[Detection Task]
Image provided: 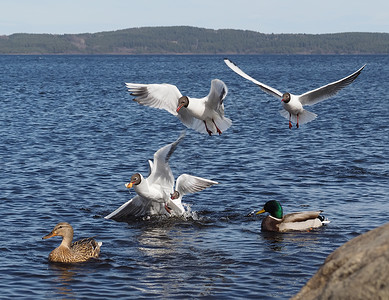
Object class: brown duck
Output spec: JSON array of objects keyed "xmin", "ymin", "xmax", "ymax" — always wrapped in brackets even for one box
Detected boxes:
[{"xmin": 42, "ymin": 222, "xmax": 102, "ymax": 263}]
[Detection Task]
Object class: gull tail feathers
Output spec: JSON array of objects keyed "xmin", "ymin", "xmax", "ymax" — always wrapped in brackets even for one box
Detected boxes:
[
  {"xmin": 279, "ymin": 109, "xmax": 317, "ymax": 125},
  {"xmin": 213, "ymin": 116, "xmax": 232, "ymax": 133}
]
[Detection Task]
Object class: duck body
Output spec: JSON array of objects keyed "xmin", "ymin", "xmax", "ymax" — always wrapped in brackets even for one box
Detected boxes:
[
  {"xmin": 43, "ymin": 222, "xmax": 102, "ymax": 263},
  {"xmin": 256, "ymin": 200, "xmax": 329, "ymax": 232}
]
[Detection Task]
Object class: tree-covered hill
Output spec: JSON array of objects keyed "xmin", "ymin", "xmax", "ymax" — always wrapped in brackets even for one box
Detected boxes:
[{"xmin": 1, "ymin": 26, "xmax": 388, "ymax": 55}]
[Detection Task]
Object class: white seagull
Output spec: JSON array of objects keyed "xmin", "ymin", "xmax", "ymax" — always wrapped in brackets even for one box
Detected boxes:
[
  {"xmin": 224, "ymin": 58, "xmax": 365, "ymax": 128},
  {"xmin": 105, "ymin": 132, "xmax": 184, "ymax": 221},
  {"xmin": 125, "ymin": 79, "xmax": 231, "ymax": 135},
  {"xmin": 165, "ymin": 174, "xmax": 219, "ymax": 217}
]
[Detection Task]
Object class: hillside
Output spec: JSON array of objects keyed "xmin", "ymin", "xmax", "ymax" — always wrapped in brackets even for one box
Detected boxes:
[{"xmin": 1, "ymin": 26, "xmax": 389, "ymax": 54}]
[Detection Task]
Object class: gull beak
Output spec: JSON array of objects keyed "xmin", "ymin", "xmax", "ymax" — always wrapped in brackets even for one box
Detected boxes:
[
  {"xmin": 42, "ymin": 231, "xmax": 56, "ymax": 240},
  {"xmin": 255, "ymin": 208, "xmax": 266, "ymax": 215},
  {"xmin": 176, "ymin": 104, "xmax": 184, "ymax": 112},
  {"xmin": 125, "ymin": 182, "xmax": 134, "ymax": 189}
]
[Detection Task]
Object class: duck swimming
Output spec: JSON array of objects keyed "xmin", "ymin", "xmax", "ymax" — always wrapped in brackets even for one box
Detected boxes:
[
  {"xmin": 255, "ymin": 200, "xmax": 329, "ymax": 232},
  {"xmin": 42, "ymin": 222, "xmax": 102, "ymax": 263}
]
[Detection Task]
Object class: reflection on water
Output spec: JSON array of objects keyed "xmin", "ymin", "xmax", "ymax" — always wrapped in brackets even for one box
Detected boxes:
[
  {"xmin": 48, "ymin": 263, "xmax": 78, "ymax": 298},
  {"xmin": 262, "ymin": 229, "xmax": 325, "ymax": 252}
]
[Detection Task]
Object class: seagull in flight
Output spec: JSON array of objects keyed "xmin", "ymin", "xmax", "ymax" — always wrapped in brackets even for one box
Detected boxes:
[
  {"xmin": 126, "ymin": 79, "xmax": 231, "ymax": 135},
  {"xmin": 224, "ymin": 58, "xmax": 365, "ymax": 128}
]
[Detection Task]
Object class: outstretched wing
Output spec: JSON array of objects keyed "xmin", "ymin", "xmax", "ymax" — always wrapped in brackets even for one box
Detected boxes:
[
  {"xmin": 105, "ymin": 195, "xmax": 151, "ymax": 220},
  {"xmin": 125, "ymin": 83, "xmax": 182, "ymax": 115},
  {"xmin": 175, "ymin": 173, "xmax": 219, "ymax": 197},
  {"xmin": 148, "ymin": 132, "xmax": 185, "ymax": 190},
  {"xmin": 298, "ymin": 64, "xmax": 365, "ymax": 106},
  {"xmin": 224, "ymin": 58, "xmax": 283, "ymax": 99}
]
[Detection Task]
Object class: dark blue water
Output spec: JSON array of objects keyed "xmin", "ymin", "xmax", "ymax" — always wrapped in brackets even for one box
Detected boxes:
[{"xmin": 1, "ymin": 54, "xmax": 388, "ymax": 299}]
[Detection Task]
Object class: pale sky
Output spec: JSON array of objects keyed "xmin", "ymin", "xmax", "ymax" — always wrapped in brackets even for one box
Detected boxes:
[{"xmin": 1, "ymin": 0, "xmax": 389, "ymax": 35}]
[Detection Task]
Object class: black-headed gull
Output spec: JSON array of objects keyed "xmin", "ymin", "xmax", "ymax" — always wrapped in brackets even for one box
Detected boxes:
[
  {"xmin": 165, "ymin": 174, "xmax": 219, "ymax": 217},
  {"xmin": 224, "ymin": 58, "xmax": 365, "ymax": 128},
  {"xmin": 126, "ymin": 79, "xmax": 231, "ymax": 135},
  {"xmin": 105, "ymin": 132, "xmax": 184, "ymax": 220}
]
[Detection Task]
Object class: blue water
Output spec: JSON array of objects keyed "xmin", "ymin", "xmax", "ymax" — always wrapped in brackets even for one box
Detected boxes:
[{"xmin": 1, "ymin": 54, "xmax": 388, "ymax": 299}]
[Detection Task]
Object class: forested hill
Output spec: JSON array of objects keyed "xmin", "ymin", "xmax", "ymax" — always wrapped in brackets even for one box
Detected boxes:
[{"xmin": 1, "ymin": 26, "xmax": 389, "ymax": 55}]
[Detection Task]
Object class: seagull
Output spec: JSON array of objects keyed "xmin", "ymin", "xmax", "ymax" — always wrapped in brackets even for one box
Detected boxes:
[
  {"xmin": 105, "ymin": 132, "xmax": 185, "ymax": 221},
  {"xmin": 125, "ymin": 79, "xmax": 231, "ymax": 135},
  {"xmin": 224, "ymin": 58, "xmax": 365, "ymax": 128},
  {"xmin": 165, "ymin": 174, "xmax": 219, "ymax": 217}
]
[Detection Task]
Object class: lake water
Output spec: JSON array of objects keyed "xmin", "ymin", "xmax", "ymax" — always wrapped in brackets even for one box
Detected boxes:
[{"xmin": 1, "ymin": 54, "xmax": 388, "ymax": 299}]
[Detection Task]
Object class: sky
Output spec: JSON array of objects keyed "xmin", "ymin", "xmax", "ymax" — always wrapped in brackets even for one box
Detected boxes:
[{"xmin": 1, "ymin": 0, "xmax": 389, "ymax": 35}]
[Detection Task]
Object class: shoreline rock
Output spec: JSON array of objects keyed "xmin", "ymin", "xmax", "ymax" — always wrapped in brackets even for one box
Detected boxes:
[{"xmin": 292, "ymin": 222, "xmax": 389, "ymax": 300}]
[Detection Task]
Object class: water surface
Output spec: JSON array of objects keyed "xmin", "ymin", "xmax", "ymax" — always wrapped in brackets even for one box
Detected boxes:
[{"xmin": 1, "ymin": 54, "xmax": 388, "ymax": 299}]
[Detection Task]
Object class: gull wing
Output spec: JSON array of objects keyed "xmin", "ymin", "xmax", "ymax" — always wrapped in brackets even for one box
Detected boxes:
[
  {"xmin": 206, "ymin": 79, "xmax": 228, "ymax": 113},
  {"xmin": 224, "ymin": 58, "xmax": 283, "ymax": 99},
  {"xmin": 105, "ymin": 195, "xmax": 151, "ymax": 220},
  {"xmin": 175, "ymin": 173, "xmax": 219, "ymax": 197},
  {"xmin": 148, "ymin": 132, "xmax": 185, "ymax": 190},
  {"xmin": 298, "ymin": 64, "xmax": 365, "ymax": 106},
  {"xmin": 125, "ymin": 83, "xmax": 182, "ymax": 115}
]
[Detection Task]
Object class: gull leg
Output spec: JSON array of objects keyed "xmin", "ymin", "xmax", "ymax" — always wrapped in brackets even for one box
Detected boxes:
[
  {"xmin": 203, "ymin": 120, "xmax": 212, "ymax": 136},
  {"xmin": 296, "ymin": 114, "xmax": 299, "ymax": 128},
  {"xmin": 212, "ymin": 119, "xmax": 222, "ymax": 135},
  {"xmin": 289, "ymin": 113, "xmax": 293, "ymax": 129}
]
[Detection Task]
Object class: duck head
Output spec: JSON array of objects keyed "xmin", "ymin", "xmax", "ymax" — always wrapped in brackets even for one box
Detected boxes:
[
  {"xmin": 256, "ymin": 200, "xmax": 283, "ymax": 219},
  {"xmin": 42, "ymin": 222, "xmax": 74, "ymax": 240}
]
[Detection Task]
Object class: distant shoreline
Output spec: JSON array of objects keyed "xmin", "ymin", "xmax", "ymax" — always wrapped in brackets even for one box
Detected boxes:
[{"xmin": 1, "ymin": 26, "xmax": 388, "ymax": 55}]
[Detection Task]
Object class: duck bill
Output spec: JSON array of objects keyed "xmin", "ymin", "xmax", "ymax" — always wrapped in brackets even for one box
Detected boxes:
[
  {"xmin": 42, "ymin": 231, "xmax": 56, "ymax": 240},
  {"xmin": 125, "ymin": 182, "xmax": 134, "ymax": 189},
  {"xmin": 176, "ymin": 104, "xmax": 184, "ymax": 113},
  {"xmin": 255, "ymin": 208, "xmax": 266, "ymax": 215}
]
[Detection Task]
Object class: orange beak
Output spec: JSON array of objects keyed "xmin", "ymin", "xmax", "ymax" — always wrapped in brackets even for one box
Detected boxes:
[
  {"xmin": 125, "ymin": 182, "xmax": 134, "ymax": 189},
  {"xmin": 42, "ymin": 231, "xmax": 56, "ymax": 240}
]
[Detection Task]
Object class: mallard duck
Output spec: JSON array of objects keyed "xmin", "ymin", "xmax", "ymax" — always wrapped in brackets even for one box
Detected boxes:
[
  {"xmin": 255, "ymin": 200, "xmax": 329, "ymax": 232},
  {"xmin": 42, "ymin": 222, "xmax": 102, "ymax": 263}
]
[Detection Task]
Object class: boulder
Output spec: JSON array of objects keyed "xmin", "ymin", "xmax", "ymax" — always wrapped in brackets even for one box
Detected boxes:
[{"xmin": 292, "ymin": 222, "xmax": 389, "ymax": 300}]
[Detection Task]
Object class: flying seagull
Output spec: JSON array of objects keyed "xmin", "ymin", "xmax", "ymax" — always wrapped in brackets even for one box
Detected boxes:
[
  {"xmin": 224, "ymin": 58, "xmax": 365, "ymax": 128},
  {"xmin": 126, "ymin": 79, "xmax": 231, "ymax": 135}
]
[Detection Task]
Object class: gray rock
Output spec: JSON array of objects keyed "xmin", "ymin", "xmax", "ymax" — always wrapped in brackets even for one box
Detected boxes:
[{"xmin": 292, "ymin": 222, "xmax": 389, "ymax": 300}]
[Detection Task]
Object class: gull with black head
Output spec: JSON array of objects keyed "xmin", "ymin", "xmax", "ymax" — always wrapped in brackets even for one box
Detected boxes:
[
  {"xmin": 105, "ymin": 132, "xmax": 185, "ymax": 221},
  {"xmin": 126, "ymin": 79, "xmax": 231, "ymax": 135},
  {"xmin": 224, "ymin": 58, "xmax": 365, "ymax": 128}
]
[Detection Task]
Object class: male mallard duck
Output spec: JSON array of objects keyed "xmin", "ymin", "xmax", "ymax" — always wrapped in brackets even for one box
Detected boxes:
[
  {"xmin": 255, "ymin": 200, "xmax": 329, "ymax": 232},
  {"xmin": 42, "ymin": 222, "xmax": 102, "ymax": 263}
]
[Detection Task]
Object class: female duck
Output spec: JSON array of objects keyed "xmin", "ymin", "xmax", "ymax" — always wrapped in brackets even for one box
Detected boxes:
[
  {"xmin": 42, "ymin": 222, "xmax": 102, "ymax": 263},
  {"xmin": 256, "ymin": 200, "xmax": 329, "ymax": 232}
]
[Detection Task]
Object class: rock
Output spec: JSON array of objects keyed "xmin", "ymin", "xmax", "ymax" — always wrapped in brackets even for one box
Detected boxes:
[{"xmin": 292, "ymin": 222, "xmax": 389, "ymax": 300}]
